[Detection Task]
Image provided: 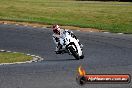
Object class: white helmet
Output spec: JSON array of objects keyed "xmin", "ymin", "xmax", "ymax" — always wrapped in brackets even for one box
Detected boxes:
[{"xmin": 52, "ymin": 24, "xmax": 60, "ymax": 34}]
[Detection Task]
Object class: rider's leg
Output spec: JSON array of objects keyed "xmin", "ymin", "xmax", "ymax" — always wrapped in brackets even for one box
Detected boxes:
[{"xmin": 55, "ymin": 42, "xmax": 63, "ymax": 54}]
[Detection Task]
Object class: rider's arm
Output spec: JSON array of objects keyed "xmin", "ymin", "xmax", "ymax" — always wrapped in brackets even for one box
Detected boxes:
[
  {"xmin": 52, "ymin": 35, "xmax": 59, "ymax": 45},
  {"xmin": 69, "ymin": 31, "xmax": 77, "ymax": 40}
]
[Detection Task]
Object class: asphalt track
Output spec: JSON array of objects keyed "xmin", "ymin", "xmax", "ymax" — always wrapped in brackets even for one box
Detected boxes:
[{"xmin": 0, "ymin": 24, "xmax": 132, "ymax": 88}]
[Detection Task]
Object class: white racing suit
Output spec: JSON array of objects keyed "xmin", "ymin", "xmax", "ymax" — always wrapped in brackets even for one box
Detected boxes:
[{"xmin": 52, "ymin": 29, "xmax": 82, "ymax": 54}]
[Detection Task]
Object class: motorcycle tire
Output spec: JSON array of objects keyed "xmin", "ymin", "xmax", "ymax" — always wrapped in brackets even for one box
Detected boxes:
[
  {"xmin": 80, "ymin": 55, "xmax": 84, "ymax": 59},
  {"xmin": 68, "ymin": 46, "xmax": 80, "ymax": 60}
]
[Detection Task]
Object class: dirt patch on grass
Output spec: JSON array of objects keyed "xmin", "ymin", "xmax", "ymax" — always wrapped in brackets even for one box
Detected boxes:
[
  {"xmin": 0, "ymin": 20, "xmax": 106, "ymax": 32},
  {"xmin": 61, "ymin": 26, "xmax": 105, "ymax": 32},
  {"xmin": 0, "ymin": 20, "xmax": 51, "ymax": 27}
]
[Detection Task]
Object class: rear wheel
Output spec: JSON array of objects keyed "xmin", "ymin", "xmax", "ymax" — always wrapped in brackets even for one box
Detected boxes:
[{"xmin": 68, "ymin": 46, "xmax": 80, "ymax": 60}]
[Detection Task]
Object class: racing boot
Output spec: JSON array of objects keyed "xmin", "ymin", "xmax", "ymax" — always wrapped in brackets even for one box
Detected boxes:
[{"xmin": 55, "ymin": 44, "xmax": 63, "ymax": 54}]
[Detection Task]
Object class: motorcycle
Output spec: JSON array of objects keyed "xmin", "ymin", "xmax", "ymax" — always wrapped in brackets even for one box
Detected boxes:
[{"xmin": 58, "ymin": 30, "xmax": 84, "ymax": 60}]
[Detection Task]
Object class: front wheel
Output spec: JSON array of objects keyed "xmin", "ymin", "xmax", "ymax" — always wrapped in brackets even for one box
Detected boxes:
[
  {"xmin": 80, "ymin": 54, "xmax": 84, "ymax": 59},
  {"xmin": 68, "ymin": 46, "xmax": 80, "ymax": 60}
]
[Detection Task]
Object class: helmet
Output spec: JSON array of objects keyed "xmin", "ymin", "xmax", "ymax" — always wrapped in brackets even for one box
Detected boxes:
[{"xmin": 52, "ymin": 24, "xmax": 60, "ymax": 34}]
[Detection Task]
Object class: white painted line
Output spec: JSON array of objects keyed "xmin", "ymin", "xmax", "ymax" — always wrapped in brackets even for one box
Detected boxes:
[
  {"xmin": 27, "ymin": 54, "xmax": 31, "ymax": 56},
  {"xmin": 7, "ymin": 51, "xmax": 11, "ymax": 53},
  {"xmin": 14, "ymin": 62, "xmax": 25, "ymax": 64},
  {"xmin": 13, "ymin": 52, "xmax": 17, "ymax": 53},
  {"xmin": 90, "ymin": 31, "xmax": 93, "ymax": 32},
  {"xmin": 31, "ymin": 55, "xmax": 35, "ymax": 57},
  {"xmin": 77, "ymin": 30, "xmax": 80, "ymax": 31},
  {"xmin": 3, "ymin": 23, "xmax": 7, "ymax": 24},
  {"xmin": 38, "ymin": 58, "xmax": 43, "ymax": 61},
  {"xmin": 42, "ymin": 27, "xmax": 47, "ymax": 28},
  {"xmin": 24, "ymin": 25, "xmax": 27, "ymax": 27},
  {"xmin": 117, "ymin": 33, "xmax": 123, "ymax": 34},
  {"xmin": 33, "ymin": 57, "xmax": 38, "ymax": 60},
  {"xmin": 35, "ymin": 56, "xmax": 40, "ymax": 58},
  {"xmin": 33, "ymin": 26, "xmax": 37, "ymax": 28},
  {"xmin": 103, "ymin": 32, "xmax": 109, "ymax": 33},
  {"xmin": 25, "ymin": 61, "xmax": 32, "ymax": 63},
  {"xmin": 16, "ymin": 24, "xmax": 19, "ymax": 25},
  {"xmin": 40, "ymin": 58, "xmax": 44, "ymax": 60},
  {"xmin": 0, "ymin": 50, "xmax": 6, "ymax": 52},
  {"xmin": 1, "ymin": 63, "xmax": 13, "ymax": 65}
]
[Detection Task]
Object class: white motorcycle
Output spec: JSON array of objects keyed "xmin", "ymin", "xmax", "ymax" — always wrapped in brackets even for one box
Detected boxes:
[{"xmin": 59, "ymin": 30, "xmax": 84, "ymax": 60}]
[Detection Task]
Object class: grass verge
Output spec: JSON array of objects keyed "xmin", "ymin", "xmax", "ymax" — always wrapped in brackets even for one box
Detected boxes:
[
  {"xmin": 0, "ymin": 0, "xmax": 132, "ymax": 33},
  {"xmin": 0, "ymin": 52, "xmax": 32, "ymax": 63}
]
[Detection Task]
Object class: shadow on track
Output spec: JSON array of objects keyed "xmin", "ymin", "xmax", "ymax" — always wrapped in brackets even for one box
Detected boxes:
[{"xmin": 42, "ymin": 58, "xmax": 77, "ymax": 62}]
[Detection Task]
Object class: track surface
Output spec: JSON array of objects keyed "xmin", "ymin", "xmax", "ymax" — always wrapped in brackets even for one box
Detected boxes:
[{"xmin": 0, "ymin": 24, "xmax": 132, "ymax": 88}]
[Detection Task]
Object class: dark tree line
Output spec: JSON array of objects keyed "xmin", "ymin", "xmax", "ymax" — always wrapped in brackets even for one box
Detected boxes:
[{"xmin": 76, "ymin": 0, "xmax": 131, "ymax": 1}]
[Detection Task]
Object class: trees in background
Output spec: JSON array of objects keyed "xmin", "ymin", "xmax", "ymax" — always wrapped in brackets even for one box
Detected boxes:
[{"xmin": 76, "ymin": 0, "xmax": 131, "ymax": 1}]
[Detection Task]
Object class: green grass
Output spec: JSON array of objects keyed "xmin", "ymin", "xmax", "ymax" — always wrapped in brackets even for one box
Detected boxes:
[
  {"xmin": 0, "ymin": 52, "xmax": 32, "ymax": 63},
  {"xmin": 0, "ymin": 0, "xmax": 132, "ymax": 33}
]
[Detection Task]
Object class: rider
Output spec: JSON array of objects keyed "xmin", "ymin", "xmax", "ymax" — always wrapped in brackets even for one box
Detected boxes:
[{"xmin": 52, "ymin": 24, "xmax": 83, "ymax": 54}]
